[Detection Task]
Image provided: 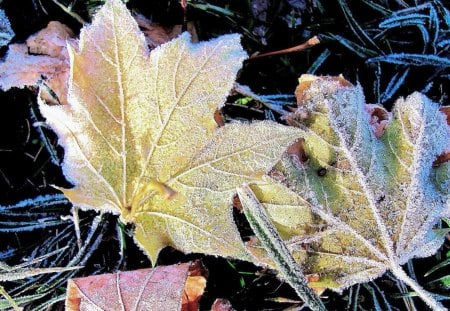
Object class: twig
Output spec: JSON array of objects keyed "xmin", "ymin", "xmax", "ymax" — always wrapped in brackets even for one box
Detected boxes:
[
  {"xmin": 50, "ymin": 0, "xmax": 86, "ymax": 25},
  {"xmin": 0, "ymin": 285, "xmax": 21, "ymax": 311},
  {"xmin": 390, "ymin": 262, "xmax": 445, "ymax": 311},
  {"xmin": 249, "ymin": 36, "xmax": 320, "ymax": 60}
]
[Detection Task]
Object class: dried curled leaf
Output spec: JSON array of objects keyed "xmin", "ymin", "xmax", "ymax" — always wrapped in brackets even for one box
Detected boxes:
[
  {"xmin": 66, "ymin": 262, "xmax": 206, "ymax": 311},
  {"xmin": 134, "ymin": 13, "xmax": 198, "ymax": 48},
  {"xmin": 39, "ymin": 0, "xmax": 301, "ymax": 263},
  {"xmin": 243, "ymin": 75, "xmax": 450, "ymax": 295},
  {"xmin": 0, "ymin": 21, "xmax": 73, "ymax": 105}
]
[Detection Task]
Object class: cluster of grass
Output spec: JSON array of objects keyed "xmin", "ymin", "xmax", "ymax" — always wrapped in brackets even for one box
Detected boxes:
[{"xmin": 0, "ymin": 0, "xmax": 449, "ymax": 310}]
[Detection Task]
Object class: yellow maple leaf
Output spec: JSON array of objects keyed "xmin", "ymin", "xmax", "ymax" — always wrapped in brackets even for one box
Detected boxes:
[{"xmin": 39, "ymin": 0, "xmax": 301, "ymax": 263}]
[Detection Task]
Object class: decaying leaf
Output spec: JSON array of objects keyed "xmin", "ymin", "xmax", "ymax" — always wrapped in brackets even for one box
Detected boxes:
[
  {"xmin": 0, "ymin": 21, "xmax": 73, "ymax": 105},
  {"xmin": 241, "ymin": 74, "xmax": 449, "ymax": 309},
  {"xmin": 39, "ymin": 0, "xmax": 301, "ymax": 263},
  {"xmin": 66, "ymin": 261, "xmax": 206, "ymax": 311},
  {"xmin": 134, "ymin": 13, "xmax": 198, "ymax": 48}
]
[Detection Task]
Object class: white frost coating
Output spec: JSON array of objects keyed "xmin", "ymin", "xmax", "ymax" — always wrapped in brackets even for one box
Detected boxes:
[
  {"xmin": 395, "ymin": 93, "xmax": 450, "ymax": 259},
  {"xmin": 0, "ymin": 9, "xmax": 14, "ymax": 47},
  {"xmin": 261, "ymin": 75, "xmax": 449, "ymax": 309},
  {"xmin": 39, "ymin": 0, "xmax": 303, "ymax": 266}
]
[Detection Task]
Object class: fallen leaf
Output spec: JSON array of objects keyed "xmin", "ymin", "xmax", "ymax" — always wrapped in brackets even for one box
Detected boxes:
[
  {"xmin": 66, "ymin": 261, "xmax": 206, "ymax": 311},
  {"xmin": 181, "ymin": 261, "xmax": 208, "ymax": 311},
  {"xmin": 39, "ymin": 0, "xmax": 301, "ymax": 263},
  {"xmin": 26, "ymin": 21, "xmax": 74, "ymax": 58},
  {"xmin": 134, "ymin": 13, "xmax": 198, "ymax": 48},
  {"xmin": 0, "ymin": 21, "xmax": 73, "ymax": 105},
  {"xmin": 241, "ymin": 75, "xmax": 449, "ymax": 309}
]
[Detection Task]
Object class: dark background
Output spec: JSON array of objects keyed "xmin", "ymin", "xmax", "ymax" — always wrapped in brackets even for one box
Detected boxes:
[{"xmin": 0, "ymin": 0, "xmax": 449, "ymax": 310}]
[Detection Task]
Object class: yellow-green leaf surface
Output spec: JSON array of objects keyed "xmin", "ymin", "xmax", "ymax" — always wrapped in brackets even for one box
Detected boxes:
[
  {"xmin": 241, "ymin": 75, "xmax": 450, "ymax": 294},
  {"xmin": 39, "ymin": 0, "xmax": 302, "ymax": 263}
]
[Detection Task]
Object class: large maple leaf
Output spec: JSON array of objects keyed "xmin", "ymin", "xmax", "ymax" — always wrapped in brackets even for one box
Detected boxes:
[
  {"xmin": 39, "ymin": 0, "xmax": 301, "ymax": 263},
  {"xmin": 240, "ymin": 75, "xmax": 450, "ymax": 310}
]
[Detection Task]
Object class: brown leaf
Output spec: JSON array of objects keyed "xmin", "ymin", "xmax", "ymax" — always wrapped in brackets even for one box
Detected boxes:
[
  {"xmin": 0, "ymin": 21, "xmax": 73, "ymax": 105},
  {"xmin": 182, "ymin": 261, "xmax": 208, "ymax": 311},
  {"xmin": 66, "ymin": 262, "xmax": 207, "ymax": 311},
  {"xmin": 134, "ymin": 13, "xmax": 198, "ymax": 49},
  {"xmin": 26, "ymin": 21, "xmax": 74, "ymax": 58}
]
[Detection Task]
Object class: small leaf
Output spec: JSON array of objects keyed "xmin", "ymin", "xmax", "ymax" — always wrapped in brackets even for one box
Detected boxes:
[
  {"xmin": 0, "ymin": 21, "xmax": 74, "ymax": 105},
  {"xmin": 65, "ymin": 262, "xmax": 207, "ymax": 311}
]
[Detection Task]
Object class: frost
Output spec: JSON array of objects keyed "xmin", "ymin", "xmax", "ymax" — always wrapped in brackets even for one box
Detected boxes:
[
  {"xmin": 242, "ymin": 75, "xmax": 450, "ymax": 309},
  {"xmin": 39, "ymin": 0, "xmax": 302, "ymax": 263},
  {"xmin": 66, "ymin": 262, "xmax": 206, "ymax": 311},
  {"xmin": 0, "ymin": 9, "xmax": 14, "ymax": 47},
  {"xmin": 0, "ymin": 21, "xmax": 73, "ymax": 105}
]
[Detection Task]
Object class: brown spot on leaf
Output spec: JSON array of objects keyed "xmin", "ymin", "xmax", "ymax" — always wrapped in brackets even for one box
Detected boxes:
[
  {"xmin": 439, "ymin": 106, "xmax": 450, "ymax": 125},
  {"xmin": 433, "ymin": 152, "xmax": 450, "ymax": 167},
  {"xmin": 134, "ymin": 13, "xmax": 198, "ymax": 49}
]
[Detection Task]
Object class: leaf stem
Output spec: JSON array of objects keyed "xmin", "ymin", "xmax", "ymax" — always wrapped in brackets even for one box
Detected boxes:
[
  {"xmin": 248, "ymin": 36, "xmax": 320, "ymax": 60},
  {"xmin": 389, "ymin": 262, "xmax": 445, "ymax": 311},
  {"xmin": 237, "ymin": 184, "xmax": 326, "ymax": 311},
  {"xmin": 50, "ymin": 0, "xmax": 86, "ymax": 25},
  {"xmin": 0, "ymin": 285, "xmax": 21, "ymax": 311}
]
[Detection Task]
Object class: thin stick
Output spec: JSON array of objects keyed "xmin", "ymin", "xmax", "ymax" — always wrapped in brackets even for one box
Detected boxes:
[
  {"xmin": 0, "ymin": 285, "xmax": 21, "ymax": 311},
  {"xmin": 249, "ymin": 36, "xmax": 320, "ymax": 60},
  {"xmin": 50, "ymin": 0, "xmax": 86, "ymax": 25}
]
